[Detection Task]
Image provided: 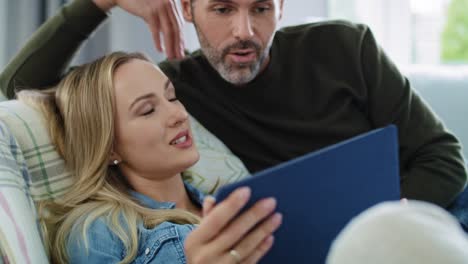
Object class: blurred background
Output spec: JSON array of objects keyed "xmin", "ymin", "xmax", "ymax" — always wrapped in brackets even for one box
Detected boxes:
[
  {"xmin": 1, "ymin": 0, "xmax": 468, "ymax": 156},
  {"xmin": 1, "ymin": 0, "xmax": 468, "ymax": 68}
]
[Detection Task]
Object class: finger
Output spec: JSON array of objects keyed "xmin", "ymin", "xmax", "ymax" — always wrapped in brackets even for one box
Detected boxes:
[
  {"xmin": 234, "ymin": 213, "xmax": 282, "ymax": 260},
  {"xmin": 147, "ymin": 17, "xmax": 163, "ymax": 52},
  {"xmin": 166, "ymin": 0, "xmax": 184, "ymax": 58},
  {"xmin": 172, "ymin": 1, "xmax": 186, "ymax": 57},
  {"xmin": 243, "ymin": 236, "xmax": 275, "ymax": 264},
  {"xmin": 203, "ymin": 196, "xmax": 217, "ymax": 216},
  {"xmin": 160, "ymin": 4, "xmax": 176, "ymax": 59},
  {"xmin": 191, "ymin": 187, "xmax": 251, "ymax": 243},
  {"xmin": 210, "ymin": 198, "xmax": 277, "ymax": 253}
]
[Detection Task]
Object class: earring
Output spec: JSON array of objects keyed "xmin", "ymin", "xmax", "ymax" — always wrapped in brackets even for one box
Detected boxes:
[{"xmin": 113, "ymin": 160, "xmax": 119, "ymax": 165}]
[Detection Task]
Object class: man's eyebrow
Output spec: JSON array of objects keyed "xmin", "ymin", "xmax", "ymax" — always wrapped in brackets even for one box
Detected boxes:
[
  {"xmin": 208, "ymin": 0, "xmax": 271, "ymax": 3},
  {"xmin": 208, "ymin": 0, "xmax": 234, "ymax": 3},
  {"xmin": 129, "ymin": 93, "xmax": 155, "ymax": 110}
]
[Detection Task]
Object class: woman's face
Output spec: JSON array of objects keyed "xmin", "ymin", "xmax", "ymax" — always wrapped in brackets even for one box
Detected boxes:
[{"xmin": 112, "ymin": 59, "xmax": 199, "ymax": 181}]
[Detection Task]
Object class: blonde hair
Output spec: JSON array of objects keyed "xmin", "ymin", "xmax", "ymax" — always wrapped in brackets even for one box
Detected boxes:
[{"xmin": 18, "ymin": 52, "xmax": 200, "ymax": 264}]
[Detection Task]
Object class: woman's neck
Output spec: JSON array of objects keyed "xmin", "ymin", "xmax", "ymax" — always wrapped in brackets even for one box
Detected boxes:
[{"xmin": 124, "ymin": 171, "xmax": 201, "ymax": 216}]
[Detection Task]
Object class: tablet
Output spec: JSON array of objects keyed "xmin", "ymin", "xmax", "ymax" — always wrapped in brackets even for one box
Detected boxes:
[{"xmin": 214, "ymin": 125, "xmax": 401, "ymax": 263}]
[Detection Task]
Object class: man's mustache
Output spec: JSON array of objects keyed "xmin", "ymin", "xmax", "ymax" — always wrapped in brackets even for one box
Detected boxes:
[{"xmin": 222, "ymin": 40, "xmax": 262, "ymax": 58}]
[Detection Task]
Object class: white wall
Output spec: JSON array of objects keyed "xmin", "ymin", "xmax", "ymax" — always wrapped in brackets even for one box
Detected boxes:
[
  {"xmin": 280, "ymin": 0, "xmax": 328, "ymax": 26},
  {"xmin": 0, "ymin": 0, "xmax": 7, "ymax": 72},
  {"xmin": 329, "ymin": 0, "xmax": 412, "ymax": 65},
  {"xmin": 108, "ymin": 8, "xmax": 165, "ymax": 62},
  {"xmin": 0, "ymin": 0, "xmax": 41, "ymax": 71}
]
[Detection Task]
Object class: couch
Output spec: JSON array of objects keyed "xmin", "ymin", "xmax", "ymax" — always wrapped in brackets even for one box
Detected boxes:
[
  {"xmin": 405, "ymin": 66, "xmax": 468, "ymax": 233},
  {"xmin": 0, "ymin": 67, "xmax": 467, "ymax": 262}
]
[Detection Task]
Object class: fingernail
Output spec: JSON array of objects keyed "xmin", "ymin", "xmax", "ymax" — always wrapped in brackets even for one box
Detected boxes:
[
  {"xmin": 266, "ymin": 235, "xmax": 274, "ymax": 244},
  {"xmin": 262, "ymin": 198, "xmax": 277, "ymax": 210},
  {"xmin": 204, "ymin": 195, "xmax": 216, "ymax": 203},
  {"xmin": 236, "ymin": 187, "xmax": 251, "ymax": 200},
  {"xmin": 272, "ymin": 213, "xmax": 283, "ymax": 225}
]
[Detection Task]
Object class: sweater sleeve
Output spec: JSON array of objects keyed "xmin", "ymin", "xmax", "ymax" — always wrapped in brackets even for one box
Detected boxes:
[
  {"xmin": 0, "ymin": 0, "xmax": 107, "ymax": 99},
  {"xmin": 359, "ymin": 25, "xmax": 467, "ymax": 207}
]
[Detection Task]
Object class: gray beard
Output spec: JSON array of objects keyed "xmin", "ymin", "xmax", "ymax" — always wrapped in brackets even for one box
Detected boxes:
[{"xmin": 192, "ymin": 22, "xmax": 271, "ymax": 85}]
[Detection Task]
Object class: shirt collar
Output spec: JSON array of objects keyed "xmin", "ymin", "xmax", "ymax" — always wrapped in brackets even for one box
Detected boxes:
[{"xmin": 130, "ymin": 182, "xmax": 205, "ymax": 210}]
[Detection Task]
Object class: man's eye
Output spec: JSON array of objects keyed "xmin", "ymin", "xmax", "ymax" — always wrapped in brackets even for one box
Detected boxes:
[
  {"xmin": 254, "ymin": 6, "xmax": 270, "ymax": 13},
  {"xmin": 142, "ymin": 108, "xmax": 155, "ymax": 116},
  {"xmin": 214, "ymin": 7, "xmax": 232, "ymax": 14},
  {"xmin": 169, "ymin": 97, "xmax": 179, "ymax": 102}
]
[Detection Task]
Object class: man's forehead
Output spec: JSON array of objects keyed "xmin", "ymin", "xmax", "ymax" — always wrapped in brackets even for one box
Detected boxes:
[{"xmin": 205, "ymin": 0, "xmax": 277, "ymax": 4}]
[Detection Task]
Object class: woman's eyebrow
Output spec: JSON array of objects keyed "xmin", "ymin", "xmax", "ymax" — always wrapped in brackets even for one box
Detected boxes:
[{"xmin": 129, "ymin": 93, "xmax": 155, "ymax": 110}]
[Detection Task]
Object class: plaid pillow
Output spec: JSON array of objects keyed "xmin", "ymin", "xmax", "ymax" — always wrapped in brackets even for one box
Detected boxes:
[
  {"xmin": 0, "ymin": 121, "xmax": 48, "ymax": 263},
  {"xmin": 0, "ymin": 101, "xmax": 72, "ymax": 201}
]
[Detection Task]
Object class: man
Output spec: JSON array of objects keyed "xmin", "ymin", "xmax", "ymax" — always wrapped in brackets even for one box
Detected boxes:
[{"xmin": 0, "ymin": 0, "xmax": 466, "ymax": 208}]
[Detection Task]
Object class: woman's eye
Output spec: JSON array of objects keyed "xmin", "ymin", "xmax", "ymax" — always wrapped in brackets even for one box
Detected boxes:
[
  {"xmin": 168, "ymin": 97, "xmax": 179, "ymax": 102},
  {"xmin": 142, "ymin": 108, "xmax": 155, "ymax": 116}
]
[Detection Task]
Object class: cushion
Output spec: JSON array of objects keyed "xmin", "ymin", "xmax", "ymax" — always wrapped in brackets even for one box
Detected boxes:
[
  {"xmin": 0, "ymin": 101, "xmax": 72, "ymax": 201},
  {"xmin": 0, "ymin": 99, "xmax": 250, "ymax": 198},
  {"xmin": 327, "ymin": 201, "xmax": 468, "ymax": 264},
  {"xmin": 0, "ymin": 121, "xmax": 48, "ymax": 263},
  {"xmin": 183, "ymin": 115, "xmax": 250, "ymax": 193},
  {"xmin": 0, "ymin": 99, "xmax": 250, "ymax": 263}
]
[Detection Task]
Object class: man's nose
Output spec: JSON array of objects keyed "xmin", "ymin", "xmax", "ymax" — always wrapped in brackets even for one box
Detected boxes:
[{"xmin": 233, "ymin": 11, "xmax": 254, "ymax": 40}]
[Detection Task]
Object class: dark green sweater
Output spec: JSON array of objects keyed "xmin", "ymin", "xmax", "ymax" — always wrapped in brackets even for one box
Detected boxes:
[{"xmin": 1, "ymin": 0, "xmax": 466, "ymax": 207}]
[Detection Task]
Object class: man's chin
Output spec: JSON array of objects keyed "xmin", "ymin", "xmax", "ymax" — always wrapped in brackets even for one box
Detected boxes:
[{"xmin": 221, "ymin": 72, "xmax": 256, "ymax": 85}]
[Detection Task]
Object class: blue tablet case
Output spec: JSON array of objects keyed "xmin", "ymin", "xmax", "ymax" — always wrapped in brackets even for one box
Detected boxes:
[{"xmin": 214, "ymin": 125, "xmax": 400, "ymax": 263}]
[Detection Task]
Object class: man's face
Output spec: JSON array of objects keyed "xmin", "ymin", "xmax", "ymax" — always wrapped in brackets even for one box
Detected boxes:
[{"xmin": 183, "ymin": 0, "xmax": 284, "ymax": 85}]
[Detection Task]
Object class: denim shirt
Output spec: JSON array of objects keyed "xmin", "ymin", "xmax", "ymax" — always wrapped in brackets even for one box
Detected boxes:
[{"xmin": 67, "ymin": 183, "xmax": 205, "ymax": 264}]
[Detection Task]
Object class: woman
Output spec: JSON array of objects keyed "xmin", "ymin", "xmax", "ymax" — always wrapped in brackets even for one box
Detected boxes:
[{"xmin": 19, "ymin": 52, "xmax": 282, "ymax": 264}]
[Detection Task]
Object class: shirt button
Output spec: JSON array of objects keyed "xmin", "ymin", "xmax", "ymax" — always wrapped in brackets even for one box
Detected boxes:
[{"xmin": 145, "ymin": 248, "xmax": 150, "ymax": 255}]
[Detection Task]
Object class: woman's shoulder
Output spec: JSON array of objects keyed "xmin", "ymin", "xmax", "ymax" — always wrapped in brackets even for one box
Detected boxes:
[
  {"xmin": 67, "ymin": 217, "xmax": 126, "ymax": 262},
  {"xmin": 135, "ymin": 221, "xmax": 197, "ymax": 264}
]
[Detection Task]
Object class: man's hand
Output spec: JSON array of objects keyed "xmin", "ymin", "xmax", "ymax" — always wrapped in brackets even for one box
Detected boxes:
[{"xmin": 93, "ymin": 0, "xmax": 185, "ymax": 59}]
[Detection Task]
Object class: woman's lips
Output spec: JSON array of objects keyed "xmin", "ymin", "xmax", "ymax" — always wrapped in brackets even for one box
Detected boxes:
[{"xmin": 170, "ymin": 131, "xmax": 193, "ymax": 149}]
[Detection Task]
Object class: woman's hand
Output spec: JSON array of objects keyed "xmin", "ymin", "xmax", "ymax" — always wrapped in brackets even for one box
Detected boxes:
[
  {"xmin": 185, "ymin": 187, "xmax": 283, "ymax": 264},
  {"xmin": 93, "ymin": 0, "xmax": 185, "ymax": 59}
]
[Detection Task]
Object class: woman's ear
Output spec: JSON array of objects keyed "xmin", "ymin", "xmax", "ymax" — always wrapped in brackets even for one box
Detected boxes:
[
  {"xmin": 109, "ymin": 151, "xmax": 122, "ymax": 166},
  {"xmin": 181, "ymin": 0, "xmax": 194, "ymax": 22}
]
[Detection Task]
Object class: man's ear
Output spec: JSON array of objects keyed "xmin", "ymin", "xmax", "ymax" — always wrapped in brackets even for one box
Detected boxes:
[
  {"xmin": 278, "ymin": 0, "xmax": 285, "ymax": 20},
  {"xmin": 181, "ymin": 0, "xmax": 194, "ymax": 22}
]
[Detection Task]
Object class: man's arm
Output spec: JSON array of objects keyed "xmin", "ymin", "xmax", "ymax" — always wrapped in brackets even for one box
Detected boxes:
[
  {"xmin": 360, "ymin": 25, "xmax": 468, "ymax": 207},
  {"xmin": 0, "ymin": 0, "xmax": 185, "ymax": 99},
  {"xmin": 0, "ymin": 0, "xmax": 107, "ymax": 99}
]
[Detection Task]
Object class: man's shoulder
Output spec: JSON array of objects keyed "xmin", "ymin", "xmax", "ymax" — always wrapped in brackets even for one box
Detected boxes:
[
  {"xmin": 277, "ymin": 20, "xmax": 369, "ymax": 43},
  {"xmin": 274, "ymin": 20, "xmax": 371, "ymax": 56},
  {"xmin": 279, "ymin": 19, "xmax": 367, "ymax": 34},
  {"xmin": 158, "ymin": 50, "xmax": 205, "ymax": 79}
]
